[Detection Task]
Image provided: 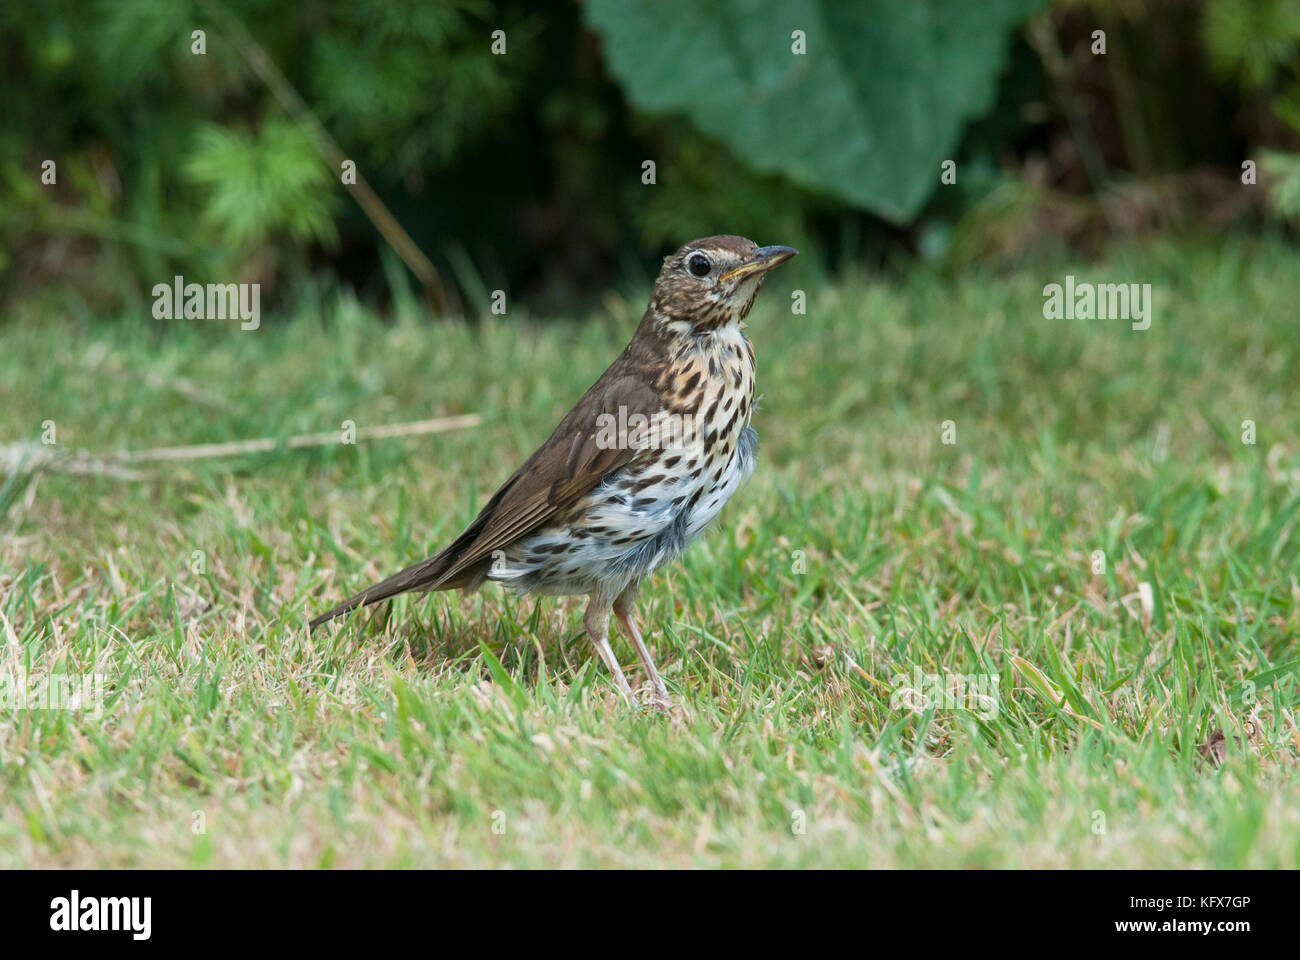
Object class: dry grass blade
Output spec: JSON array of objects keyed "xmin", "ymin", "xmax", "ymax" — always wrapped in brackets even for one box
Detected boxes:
[{"xmin": 0, "ymin": 414, "xmax": 482, "ymax": 479}]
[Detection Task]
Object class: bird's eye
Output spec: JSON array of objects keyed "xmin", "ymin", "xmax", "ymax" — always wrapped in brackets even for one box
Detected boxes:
[{"xmin": 687, "ymin": 253, "xmax": 711, "ymax": 278}]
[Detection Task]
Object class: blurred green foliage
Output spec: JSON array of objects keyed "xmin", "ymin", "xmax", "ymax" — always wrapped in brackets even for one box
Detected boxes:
[
  {"xmin": 1, "ymin": 0, "xmax": 1298, "ymax": 316},
  {"xmin": 1201, "ymin": 0, "xmax": 1300, "ymax": 222},
  {"xmin": 1202, "ymin": 0, "xmax": 1300, "ymax": 90}
]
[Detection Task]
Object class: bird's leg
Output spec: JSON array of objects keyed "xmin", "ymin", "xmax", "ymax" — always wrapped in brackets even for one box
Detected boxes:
[
  {"xmin": 583, "ymin": 595, "xmax": 632, "ymax": 700},
  {"xmin": 614, "ymin": 581, "xmax": 671, "ymax": 708}
]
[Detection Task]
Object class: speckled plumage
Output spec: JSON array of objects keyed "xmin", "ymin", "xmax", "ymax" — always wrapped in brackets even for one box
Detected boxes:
[
  {"xmin": 311, "ymin": 235, "xmax": 797, "ymax": 706},
  {"xmin": 497, "ymin": 318, "xmax": 758, "ymax": 598}
]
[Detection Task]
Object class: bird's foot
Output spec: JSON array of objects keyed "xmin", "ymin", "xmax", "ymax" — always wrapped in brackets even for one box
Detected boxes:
[{"xmin": 643, "ymin": 684, "xmax": 673, "ymax": 714}]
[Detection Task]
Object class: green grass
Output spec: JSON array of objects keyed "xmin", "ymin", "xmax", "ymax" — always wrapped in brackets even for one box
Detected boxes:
[{"xmin": 2, "ymin": 234, "xmax": 1299, "ymax": 867}]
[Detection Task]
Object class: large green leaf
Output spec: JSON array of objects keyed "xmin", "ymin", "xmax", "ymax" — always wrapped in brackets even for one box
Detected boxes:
[{"xmin": 585, "ymin": 0, "xmax": 1044, "ymax": 223}]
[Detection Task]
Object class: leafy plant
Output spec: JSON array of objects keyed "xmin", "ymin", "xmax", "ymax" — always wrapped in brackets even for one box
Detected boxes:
[{"xmin": 585, "ymin": 0, "xmax": 1047, "ymax": 223}]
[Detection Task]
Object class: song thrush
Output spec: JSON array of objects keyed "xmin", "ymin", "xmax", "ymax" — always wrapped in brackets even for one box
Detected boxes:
[{"xmin": 311, "ymin": 235, "xmax": 797, "ymax": 706}]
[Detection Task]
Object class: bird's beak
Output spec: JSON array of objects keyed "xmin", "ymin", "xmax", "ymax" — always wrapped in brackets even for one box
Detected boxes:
[{"xmin": 719, "ymin": 244, "xmax": 799, "ymax": 283}]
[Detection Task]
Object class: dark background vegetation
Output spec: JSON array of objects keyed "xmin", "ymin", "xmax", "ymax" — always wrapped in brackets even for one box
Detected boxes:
[{"xmin": 3, "ymin": 0, "xmax": 1300, "ymax": 317}]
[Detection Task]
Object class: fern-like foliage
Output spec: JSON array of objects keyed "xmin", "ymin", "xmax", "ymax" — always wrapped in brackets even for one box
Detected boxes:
[{"xmin": 184, "ymin": 120, "xmax": 338, "ymax": 249}]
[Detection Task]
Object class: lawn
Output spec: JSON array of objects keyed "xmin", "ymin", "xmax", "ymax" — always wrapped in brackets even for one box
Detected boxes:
[{"xmin": 2, "ymin": 234, "xmax": 1298, "ymax": 868}]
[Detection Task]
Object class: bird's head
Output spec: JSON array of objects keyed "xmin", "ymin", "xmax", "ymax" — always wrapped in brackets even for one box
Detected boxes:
[{"xmin": 647, "ymin": 235, "xmax": 798, "ymax": 336}]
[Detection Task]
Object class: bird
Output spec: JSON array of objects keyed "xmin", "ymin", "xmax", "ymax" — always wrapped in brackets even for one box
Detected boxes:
[{"xmin": 310, "ymin": 235, "xmax": 797, "ymax": 707}]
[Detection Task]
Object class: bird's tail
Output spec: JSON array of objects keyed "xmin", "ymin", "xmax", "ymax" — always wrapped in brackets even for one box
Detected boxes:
[{"xmin": 308, "ymin": 550, "xmax": 460, "ymax": 629}]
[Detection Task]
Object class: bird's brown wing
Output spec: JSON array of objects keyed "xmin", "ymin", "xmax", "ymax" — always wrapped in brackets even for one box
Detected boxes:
[{"xmin": 309, "ymin": 360, "xmax": 662, "ymax": 628}]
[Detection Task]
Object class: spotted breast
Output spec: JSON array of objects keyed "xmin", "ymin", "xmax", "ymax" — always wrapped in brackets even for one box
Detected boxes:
[{"xmin": 491, "ymin": 321, "xmax": 757, "ymax": 599}]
